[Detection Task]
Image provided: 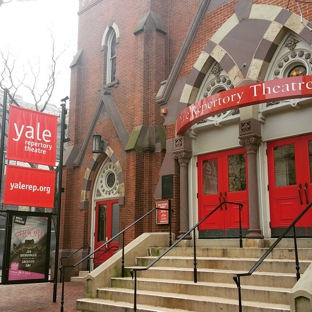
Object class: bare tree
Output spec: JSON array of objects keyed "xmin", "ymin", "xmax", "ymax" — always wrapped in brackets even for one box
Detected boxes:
[
  {"xmin": 0, "ymin": 31, "xmax": 68, "ymax": 227},
  {"xmin": 0, "ymin": 30, "xmax": 67, "ymax": 111}
]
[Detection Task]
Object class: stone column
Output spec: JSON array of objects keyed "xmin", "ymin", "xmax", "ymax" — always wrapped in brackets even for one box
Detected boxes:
[
  {"xmin": 174, "ymin": 137, "xmax": 192, "ymax": 239},
  {"xmin": 239, "ymin": 119, "xmax": 264, "ymax": 239}
]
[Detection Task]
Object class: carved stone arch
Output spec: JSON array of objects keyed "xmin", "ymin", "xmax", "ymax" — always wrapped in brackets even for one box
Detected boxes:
[
  {"xmin": 180, "ymin": 4, "xmax": 312, "ymax": 107},
  {"xmin": 258, "ymin": 32, "xmax": 312, "ymax": 113},
  {"xmin": 79, "ymin": 146, "xmax": 125, "ymax": 210}
]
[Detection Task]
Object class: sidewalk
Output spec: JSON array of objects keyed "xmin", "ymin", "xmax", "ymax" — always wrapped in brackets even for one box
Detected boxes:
[{"xmin": 0, "ymin": 281, "xmax": 85, "ymax": 312}]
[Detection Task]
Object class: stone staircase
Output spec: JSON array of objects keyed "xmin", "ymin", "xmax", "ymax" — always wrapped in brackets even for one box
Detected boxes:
[
  {"xmin": 75, "ymin": 237, "xmax": 312, "ymax": 312},
  {"xmin": 71, "ymin": 270, "xmax": 89, "ymax": 282}
]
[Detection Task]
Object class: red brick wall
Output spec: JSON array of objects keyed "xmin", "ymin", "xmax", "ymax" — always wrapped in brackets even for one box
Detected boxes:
[
  {"xmin": 64, "ymin": 0, "xmax": 312, "ymax": 252},
  {"xmin": 63, "ymin": 0, "xmax": 199, "ymax": 251}
]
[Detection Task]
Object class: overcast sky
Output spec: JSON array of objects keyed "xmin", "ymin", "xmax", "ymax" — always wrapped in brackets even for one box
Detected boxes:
[{"xmin": 0, "ymin": 0, "xmax": 78, "ymax": 105}]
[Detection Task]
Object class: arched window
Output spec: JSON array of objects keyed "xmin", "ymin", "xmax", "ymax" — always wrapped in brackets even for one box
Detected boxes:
[
  {"xmin": 107, "ymin": 30, "xmax": 116, "ymax": 83},
  {"xmin": 101, "ymin": 22, "xmax": 119, "ymax": 85},
  {"xmin": 261, "ymin": 33, "xmax": 312, "ymax": 112},
  {"xmin": 194, "ymin": 62, "xmax": 238, "ymax": 128}
]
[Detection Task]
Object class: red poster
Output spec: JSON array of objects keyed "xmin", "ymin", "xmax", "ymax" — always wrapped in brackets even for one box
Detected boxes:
[
  {"xmin": 7, "ymin": 105, "xmax": 58, "ymax": 166},
  {"xmin": 3, "ymin": 165, "xmax": 56, "ymax": 208},
  {"xmin": 156, "ymin": 200, "xmax": 169, "ymax": 225}
]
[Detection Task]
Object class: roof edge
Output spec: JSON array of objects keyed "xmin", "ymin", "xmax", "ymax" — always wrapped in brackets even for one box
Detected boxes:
[{"xmin": 156, "ymin": 0, "xmax": 212, "ymax": 105}]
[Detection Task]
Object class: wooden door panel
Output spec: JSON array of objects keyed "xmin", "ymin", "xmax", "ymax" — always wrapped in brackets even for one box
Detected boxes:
[
  {"xmin": 226, "ymin": 200, "xmax": 248, "ymax": 229},
  {"xmin": 198, "ymin": 148, "xmax": 249, "ymax": 237},
  {"xmin": 268, "ymin": 134, "xmax": 312, "ymax": 234},
  {"xmin": 94, "ymin": 200, "xmax": 118, "ymax": 264},
  {"xmin": 198, "ymin": 203, "xmax": 223, "ymax": 231},
  {"xmin": 275, "ymin": 197, "xmax": 301, "ymax": 226}
]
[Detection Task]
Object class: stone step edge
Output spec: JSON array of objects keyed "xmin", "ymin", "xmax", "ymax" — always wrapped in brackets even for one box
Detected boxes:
[
  {"xmin": 77, "ymin": 292, "xmax": 290, "ymax": 310},
  {"xmin": 125, "ymin": 266, "xmax": 297, "ymax": 277},
  {"xmin": 135, "ymin": 256, "xmax": 311, "ymax": 262},
  {"xmin": 76, "ymin": 298, "xmax": 196, "ymax": 312},
  {"xmin": 110, "ymin": 277, "xmax": 291, "ymax": 292}
]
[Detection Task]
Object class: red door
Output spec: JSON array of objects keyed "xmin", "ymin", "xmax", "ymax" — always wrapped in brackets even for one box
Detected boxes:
[
  {"xmin": 94, "ymin": 200, "xmax": 119, "ymax": 264},
  {"xmin": 198, "ymin": 147, "xmax": 249, "ymax": 238},
  {"xmin": 268, "ymin": 134, "xmax": 312, "ymax": 237}
]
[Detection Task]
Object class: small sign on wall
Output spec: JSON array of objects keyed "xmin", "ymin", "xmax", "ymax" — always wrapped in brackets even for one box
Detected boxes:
[{"xmin": 156, "ymin": 200, "xmax": 170, "ymax": 225}]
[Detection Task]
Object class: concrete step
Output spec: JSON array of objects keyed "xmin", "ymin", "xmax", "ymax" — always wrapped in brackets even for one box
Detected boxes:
[
  {"xmin": 150, "ymin": 246, "xmax": 312, "ymax": 260},
  {"xmin": 77, "ymin": 288, "xmax": 290, "ymax": 312},
  {"xmin": 189, "ymin": 238, "xmax": 312, "ymax": 249},
  {"xmin": 264, "ymin": 238, "xmax": 312, "ymax": 248},
  {"xmin": 77, "ymin": 298, "xmax": 197, "ymax": 312},
  {"xmin": 135, "ymin": 256, "xmax": 310, "ymax": 273},
  {"xmin": 75, "ymin": 238, "xmax": 312, "ymax": 311},
  {"xmin": 133, "ymin": 266, "xmax": 297, "ymax": 288},
  {"xmin": 110, "ymin": 277, "xmax": 290, "ymax": 305},
  {"xmin": 71, "ymin": 270, "xmax": 89, "ymax": 282},
  {"xmin": 71, "ymin": 276, "xmax": 85, "ymax": 282}
]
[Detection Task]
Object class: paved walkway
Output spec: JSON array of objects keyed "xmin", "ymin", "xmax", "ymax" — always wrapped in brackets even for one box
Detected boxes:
[{"xmin": 0, "ymin": 281, "xmax": 85, "ymax": 312}]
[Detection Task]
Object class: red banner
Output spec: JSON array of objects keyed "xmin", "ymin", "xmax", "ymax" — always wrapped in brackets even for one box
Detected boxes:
[
  {"xmin": 7, "ymin": 106, "xmax": 58, "ymax": 166},
  {"xmin": 177, "ymin": 75, "xmax": 312, "ymax": 134},
  {"xmin": 3, "ymin": 165, "xmax": 56, "ymax": 208}
]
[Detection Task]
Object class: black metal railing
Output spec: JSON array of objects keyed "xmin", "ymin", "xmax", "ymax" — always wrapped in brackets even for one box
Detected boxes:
[
  {"xmin": 130, "ymin": 201, "xmax": 243, "ymax": 311},
  {"xmin": 59, "ymin": 246, "xmax": 87, "ymax": 283},
  {"xmin": 233, "ymin": 202, "xmax": 312, "ymax": 312},
  {"xmin": 59, "ymin": 205, "xmax": 173, "ymax": 312},
  {"xmin": 86, "ymin": 245, "xmax": 119, "ymax": 272}
]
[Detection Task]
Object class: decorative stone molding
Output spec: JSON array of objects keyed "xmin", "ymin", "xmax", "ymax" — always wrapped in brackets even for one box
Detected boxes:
[
  {"xmin": 239, "ymin": 118, "xmax": 262, "ymax": 153},
  {"xmin": 79, "ymin": 148, "xmax": 125, "ymax": 210},
  {"xmin": 239, "ymin": 136, "xmax": 262, "ymax": 153},
  {"xmin": 173, "ymin": 136, "xmax": 192, "ymax": 154},
  {"xmin": 174, "ymin": 152, "xmax": 192, "ymax": 166},
  {"xmin": 285, "ymin": 37, "xmax": 299, "ymax": 51}
]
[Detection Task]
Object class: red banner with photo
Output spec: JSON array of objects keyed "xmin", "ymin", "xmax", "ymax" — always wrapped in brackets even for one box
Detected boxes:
[
  {"xmin": 3, "ymin": 165, "xmax": 56, "ymax": 208},
  {"xmin": 6, "ymin": 105, "xmax": 58, "ymax": 166}
]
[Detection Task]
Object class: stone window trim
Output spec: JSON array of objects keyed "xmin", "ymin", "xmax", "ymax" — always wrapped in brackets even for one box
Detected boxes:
[
  {"xmin": 101, "ymin": 22, "xmax": 120, "ymax": 85},
  {"xmin": 191, "ymin": 62, "xmax": 239, "ymax": 131},
  {"xmin": 260, "ymin": 33, "xmax": 312, "ymax": 118},
  {"xmin": 95, "ymin": 162, "xmax": 119, "ymax": 199}
]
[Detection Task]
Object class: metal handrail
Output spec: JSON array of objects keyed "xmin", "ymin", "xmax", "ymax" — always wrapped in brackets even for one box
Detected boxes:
[
  {"xmin": 130, "ymin": 201, "xmax": 243, "ymax": 311},
  {"xmin": 88, "ymin": 245, "xmax": 119, "ymax": 272},
  {"xmin": 59, "ymin": 205, "xmax": 173, "ymax": 312},
  {"xmin": 233, "ymin": 202, "xmax": 312, "ymax": 312},
  {"xmin": 59, "ymin": 246, "xmax": 87, "ymax": 282}
]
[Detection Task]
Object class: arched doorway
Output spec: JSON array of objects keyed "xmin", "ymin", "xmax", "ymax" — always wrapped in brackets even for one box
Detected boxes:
[{"xmin": 92, "ymin": 161, "xmax": 120, "ymax": 266}]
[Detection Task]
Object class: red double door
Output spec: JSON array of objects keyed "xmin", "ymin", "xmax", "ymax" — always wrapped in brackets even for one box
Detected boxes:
[
  {"xmin": 94, "ymin": 200, "xmax": 119, "ymax": 265},
  {"xmin": 197, "ymin": 147, "xmax": 249, "ymax": 238},
  {"xmin": 268, "ymin": 134, "xmax": 312, "ymax": 237}
]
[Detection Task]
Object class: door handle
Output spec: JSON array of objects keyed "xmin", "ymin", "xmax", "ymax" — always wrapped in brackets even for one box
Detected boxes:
[
  {"xmin": 219, "ymin": 192, "xmax": 223, "ymax": 210},
  {"xmin": 298, "ymin": 183, "xmax": 303, "ymax": 205},
  {"xmin": 223, "ymin": 191, "xmax": 227, "ymax": 210},
  {"xmin": 304, "ymin": 183, "xmax": 309, "ymax": 205}
]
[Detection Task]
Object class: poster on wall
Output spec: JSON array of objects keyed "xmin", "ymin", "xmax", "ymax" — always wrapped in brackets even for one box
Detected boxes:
[
  {"xmin": 156, "ymin": 200, "xmax": 170, "ymax": 225},
  {"xmin": 2, "ymin": 211, "xmax": 51, "ymax": 284}
]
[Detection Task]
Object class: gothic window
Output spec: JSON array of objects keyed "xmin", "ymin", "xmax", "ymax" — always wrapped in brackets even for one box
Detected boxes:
[
  {"xmin": 95, "ymin": 162, "xmax": 119, "ymax": 199},
  {"xmin": 261, "ymin": 33, "xmax": 312, "ymax": 112},
  {"xmin": 194, "ymin": 63, "xmax": 238, "ymax": 128},
  {"xmin": 107, "ymin": 30, "xmax": 116, "ymax": 83},
  {"xmin": 288, "ymin": 65, "xmax": 306, "ymax": 77},
  {"xmin": 101, "ymin": 22, "xmax": 119, "ymax": 86}
]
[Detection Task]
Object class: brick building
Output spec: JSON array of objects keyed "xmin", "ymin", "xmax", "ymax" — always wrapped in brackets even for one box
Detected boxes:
[{"xmin": 62, "ymin": 0, "xmax": 312, "ymax": 270}]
